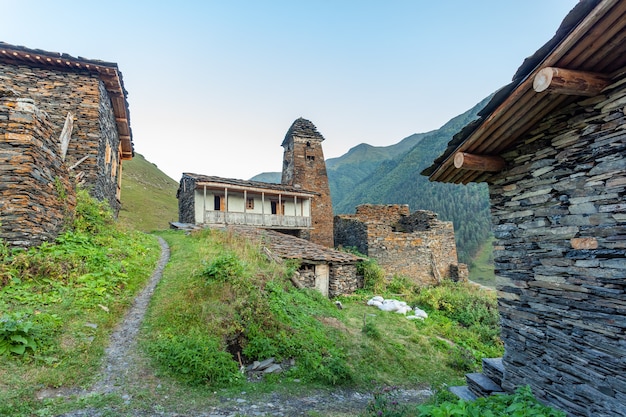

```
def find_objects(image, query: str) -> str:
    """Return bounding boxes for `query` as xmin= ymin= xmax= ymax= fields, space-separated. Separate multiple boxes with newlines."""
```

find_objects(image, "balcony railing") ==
xmin=204 ymin=211 xmax=311 ymax=228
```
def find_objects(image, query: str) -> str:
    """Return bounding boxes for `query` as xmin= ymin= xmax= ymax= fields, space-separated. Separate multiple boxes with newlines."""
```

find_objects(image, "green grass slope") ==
xmin=117 ymin=153 xmax=179 ymax=232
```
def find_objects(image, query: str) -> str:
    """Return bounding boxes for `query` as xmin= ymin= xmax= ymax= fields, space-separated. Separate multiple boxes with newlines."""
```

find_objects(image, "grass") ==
xmin=138 ymin=230 xmax=503 ymax=402
xmin=117 ymin=152 xmax=179 ymax=232
xmin=0 ymin=190 xmax=161 ymax=417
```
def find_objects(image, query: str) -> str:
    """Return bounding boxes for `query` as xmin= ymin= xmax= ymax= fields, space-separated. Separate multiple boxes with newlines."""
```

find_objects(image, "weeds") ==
xmin=0 ymin=189 xmax=160 ymax=416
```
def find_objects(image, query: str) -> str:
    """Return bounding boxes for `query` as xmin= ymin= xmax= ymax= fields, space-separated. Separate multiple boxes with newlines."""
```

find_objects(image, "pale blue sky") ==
xmin=3 ymin=1 xmax=577 ymax=180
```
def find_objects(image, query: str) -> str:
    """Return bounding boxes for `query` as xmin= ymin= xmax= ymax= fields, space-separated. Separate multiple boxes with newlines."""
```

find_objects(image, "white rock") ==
xmin=414 ymin=307 xmax=428 ymax=319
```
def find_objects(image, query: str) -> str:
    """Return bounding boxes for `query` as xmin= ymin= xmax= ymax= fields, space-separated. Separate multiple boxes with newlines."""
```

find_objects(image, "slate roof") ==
xmin=228 ymin=226 xmax=362 ymax=264
xmin=182 ymin=173 xmax=318 ymax=196
xmin=281 ymin=117 xmax=325 ymax=147
xmin=0 ymin=41 xmax=133 ymax=160
xmin=422 ymin=0 xmax=626 ymax=184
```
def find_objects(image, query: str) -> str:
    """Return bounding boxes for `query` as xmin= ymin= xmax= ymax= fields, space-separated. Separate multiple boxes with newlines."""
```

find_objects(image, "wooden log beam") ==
xmin=533 ymin=67 xmax=610 ymax=96
xmin=454 ymin=152 xmax=505 ymax=172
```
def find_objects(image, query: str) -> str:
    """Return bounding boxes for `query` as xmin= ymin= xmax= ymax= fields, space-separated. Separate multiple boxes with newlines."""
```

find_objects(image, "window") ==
xmin=214 ymin=195 xmax=222 ymax=211
xmin=246 ymin=198 xmax=254 ymax=209
xmin=306 ymin=155 xmax=315 ymax=161
xmin=271 ymin=201 xmax=277 ymax=215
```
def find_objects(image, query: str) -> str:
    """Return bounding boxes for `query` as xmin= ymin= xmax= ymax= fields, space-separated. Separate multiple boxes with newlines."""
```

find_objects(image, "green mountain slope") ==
xmin=117 ymin=153 xmax=179 ymax=232
xmin=333 ymin=97 xmax=493 ymax=262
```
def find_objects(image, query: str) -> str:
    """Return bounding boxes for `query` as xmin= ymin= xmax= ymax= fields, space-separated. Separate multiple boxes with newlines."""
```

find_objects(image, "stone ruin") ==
xmin=334 ymin=204 xmax=467 ymax=285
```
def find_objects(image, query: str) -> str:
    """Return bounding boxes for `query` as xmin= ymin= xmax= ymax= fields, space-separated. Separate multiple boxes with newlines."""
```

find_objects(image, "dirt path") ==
xmin=58 ymin=236 xmax=432 ymax=416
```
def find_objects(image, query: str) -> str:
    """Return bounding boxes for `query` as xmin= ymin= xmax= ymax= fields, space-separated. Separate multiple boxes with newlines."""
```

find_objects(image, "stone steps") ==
xmin=449 ymin=357 xmax=505 ymax=400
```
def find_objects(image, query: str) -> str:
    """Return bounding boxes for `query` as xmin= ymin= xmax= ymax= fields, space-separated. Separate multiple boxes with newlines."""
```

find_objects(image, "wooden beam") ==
xmin=454 ymin=152 xmax=505 ymax=172
xmin=533 ymin=67 xmax=610 ymax=96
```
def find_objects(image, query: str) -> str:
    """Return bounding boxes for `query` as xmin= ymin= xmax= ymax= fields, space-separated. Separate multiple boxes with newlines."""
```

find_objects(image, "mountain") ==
xmin=117 ymin=153 xmax=179 ymax=232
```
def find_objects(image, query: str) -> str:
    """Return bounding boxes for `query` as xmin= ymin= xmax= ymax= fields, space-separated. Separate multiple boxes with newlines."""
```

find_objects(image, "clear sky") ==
xmin=3 ymin=0 xmax=578 ymax=181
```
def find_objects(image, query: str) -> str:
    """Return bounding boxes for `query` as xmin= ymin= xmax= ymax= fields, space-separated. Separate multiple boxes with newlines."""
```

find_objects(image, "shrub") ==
xmin=0 ymin=312 xmax=38 ymax=355
xmin=148 ymin=330 xmax=241 ymax=386
xmin=416 ymin=385 xmax=566 ymax=417
xmin=201 ymin=252 xmax=246 ymax=283
xmin=359 ymin=258 xmax=386 ymax=293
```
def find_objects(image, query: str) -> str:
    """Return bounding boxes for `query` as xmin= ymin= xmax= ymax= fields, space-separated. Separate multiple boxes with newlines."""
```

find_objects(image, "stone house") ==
xmin=228 ymin=226 xmax=362 ymax=298
xmin=423 ymin=0 xmax=626 ymax=415
xmin=334 ymin=204 xmax=465 ymax=285
xmin=0 ymin=42 xmax=133 ymax=247
xmin=177 ymin=174 xmax=317 ymax=234
xmin=178 ymin=118 xmax=335 ymax=247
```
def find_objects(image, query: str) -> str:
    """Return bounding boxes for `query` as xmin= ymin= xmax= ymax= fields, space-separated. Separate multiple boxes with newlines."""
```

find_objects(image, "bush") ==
xmin=148 ymin=330 xmax=242 ymax=386
xmin=0 ymin=312 xmax=38 ymax=355
xmin=359 ymin=258 xmax=386 ymax=293
xmin=201 ymin=252 xmax=246 ymax=283
xmin=417 ymin=385 xmax=566 ymax=417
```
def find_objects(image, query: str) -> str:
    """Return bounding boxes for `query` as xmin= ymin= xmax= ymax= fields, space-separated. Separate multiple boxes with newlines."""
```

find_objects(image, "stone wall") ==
xmin=0 ymin=63 xmax=122 ymax=214
xmin=177 ymin=175 xmax=197 ymax=223
xmin=489 ymin=77 xmax=626 ymax=416
xmin=0 ymin=97 xmax=76 ymax=247
xmin=329 ymin=263 xmax=360 ymax=298
xmin=335 ymin=204 xmax=462 ymax=285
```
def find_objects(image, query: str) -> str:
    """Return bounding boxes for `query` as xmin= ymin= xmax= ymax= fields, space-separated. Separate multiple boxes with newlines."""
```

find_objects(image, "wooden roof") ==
xmin=423 ymin=0 xmax=626 ymax=184
xmin=182 ymin=173 xmax=319 ymax=198
xmin=0 ymin=42 xmax=133 ymax=160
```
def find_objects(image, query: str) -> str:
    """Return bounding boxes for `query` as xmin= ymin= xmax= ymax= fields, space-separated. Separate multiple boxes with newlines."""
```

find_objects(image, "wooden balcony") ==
xmin=204 ymin=211 xmax=311 ymax=228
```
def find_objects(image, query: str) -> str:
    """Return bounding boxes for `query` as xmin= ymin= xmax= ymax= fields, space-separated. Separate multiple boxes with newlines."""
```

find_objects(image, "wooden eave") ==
xmin=427 ymin=0 xmax=626 ymax=184
xmin=195 ymin=181 xmax=317 ymax=199
xmin=0 ymin=42 xmax=133 ymax=160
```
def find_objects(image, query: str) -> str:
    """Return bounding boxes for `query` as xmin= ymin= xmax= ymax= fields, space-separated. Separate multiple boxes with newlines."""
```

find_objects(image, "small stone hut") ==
xmin=0 ymin=42 xmax=133 ymax=247
xmin=334 ymin=204 xmax=465 ymax=285
xmin=423 ymin=1 xmax=626 ymax=415
xmin=228 ymin=226 xmax=362 ymax=297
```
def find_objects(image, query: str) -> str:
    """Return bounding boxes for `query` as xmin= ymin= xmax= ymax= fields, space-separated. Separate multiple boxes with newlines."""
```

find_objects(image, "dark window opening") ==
xmin=271 ymin=201 xmax=277 ymax=215
xmin=214 ymin=195 xmax=222 ymax=211
xmin=306 ymin=155 xmax=315 ymax=161
xmin=306 ymin=141 xmax=311 ymax=147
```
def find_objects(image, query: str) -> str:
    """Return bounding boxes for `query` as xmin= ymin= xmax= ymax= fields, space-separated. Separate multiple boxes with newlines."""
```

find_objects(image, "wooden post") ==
xmin=262 ymin=192 xmax=265 ymax=226
xmin=243 ymin=189 xmax=247 ymax=225
xmin=203 ymin=185 xmax=206 ymax=224
xmin=533 ymin=67 xmax=610 ymax=96
xmin=454 ymin=152 xmax=505 ymax=172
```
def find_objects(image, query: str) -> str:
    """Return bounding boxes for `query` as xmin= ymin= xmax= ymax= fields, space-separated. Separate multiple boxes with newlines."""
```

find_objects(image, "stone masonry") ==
xmin=0 ymin=97 xmax=76 ymax=247
xmin=281 ymin=118 xmax=334 ymax=248
xmin=335 ymin=204 xmax=464 ymax=285
xmin=0 ymin=62 xmax=122 ymax=213
xmin=487 ymin=78 xmax=626 ymax=417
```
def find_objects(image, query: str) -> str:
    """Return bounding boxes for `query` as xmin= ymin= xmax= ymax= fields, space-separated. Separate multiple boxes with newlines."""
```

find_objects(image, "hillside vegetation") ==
xmin=0 ymin=190 xmax=161 ymax=416
xmin=117 ymin=152 xmax=179 ymax=232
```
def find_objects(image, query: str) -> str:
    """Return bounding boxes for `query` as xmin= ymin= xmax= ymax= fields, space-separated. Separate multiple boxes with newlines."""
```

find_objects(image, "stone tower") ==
xmin=281 ymin=118 xmax=334 ymax=247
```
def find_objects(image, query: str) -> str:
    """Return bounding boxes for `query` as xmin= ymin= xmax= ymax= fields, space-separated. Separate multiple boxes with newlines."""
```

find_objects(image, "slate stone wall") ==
xmin=177 ymin=175 xmax=197 ymax=223
xmin=0 ymin=63 xmax=122 ymax=214
xmin=489 ymin=78 xmax=626 ymax=416
xmin=335 ymin=204 xmax=462 ymax=285
xmin=0 ymin=97 xmax=76 ymax=247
